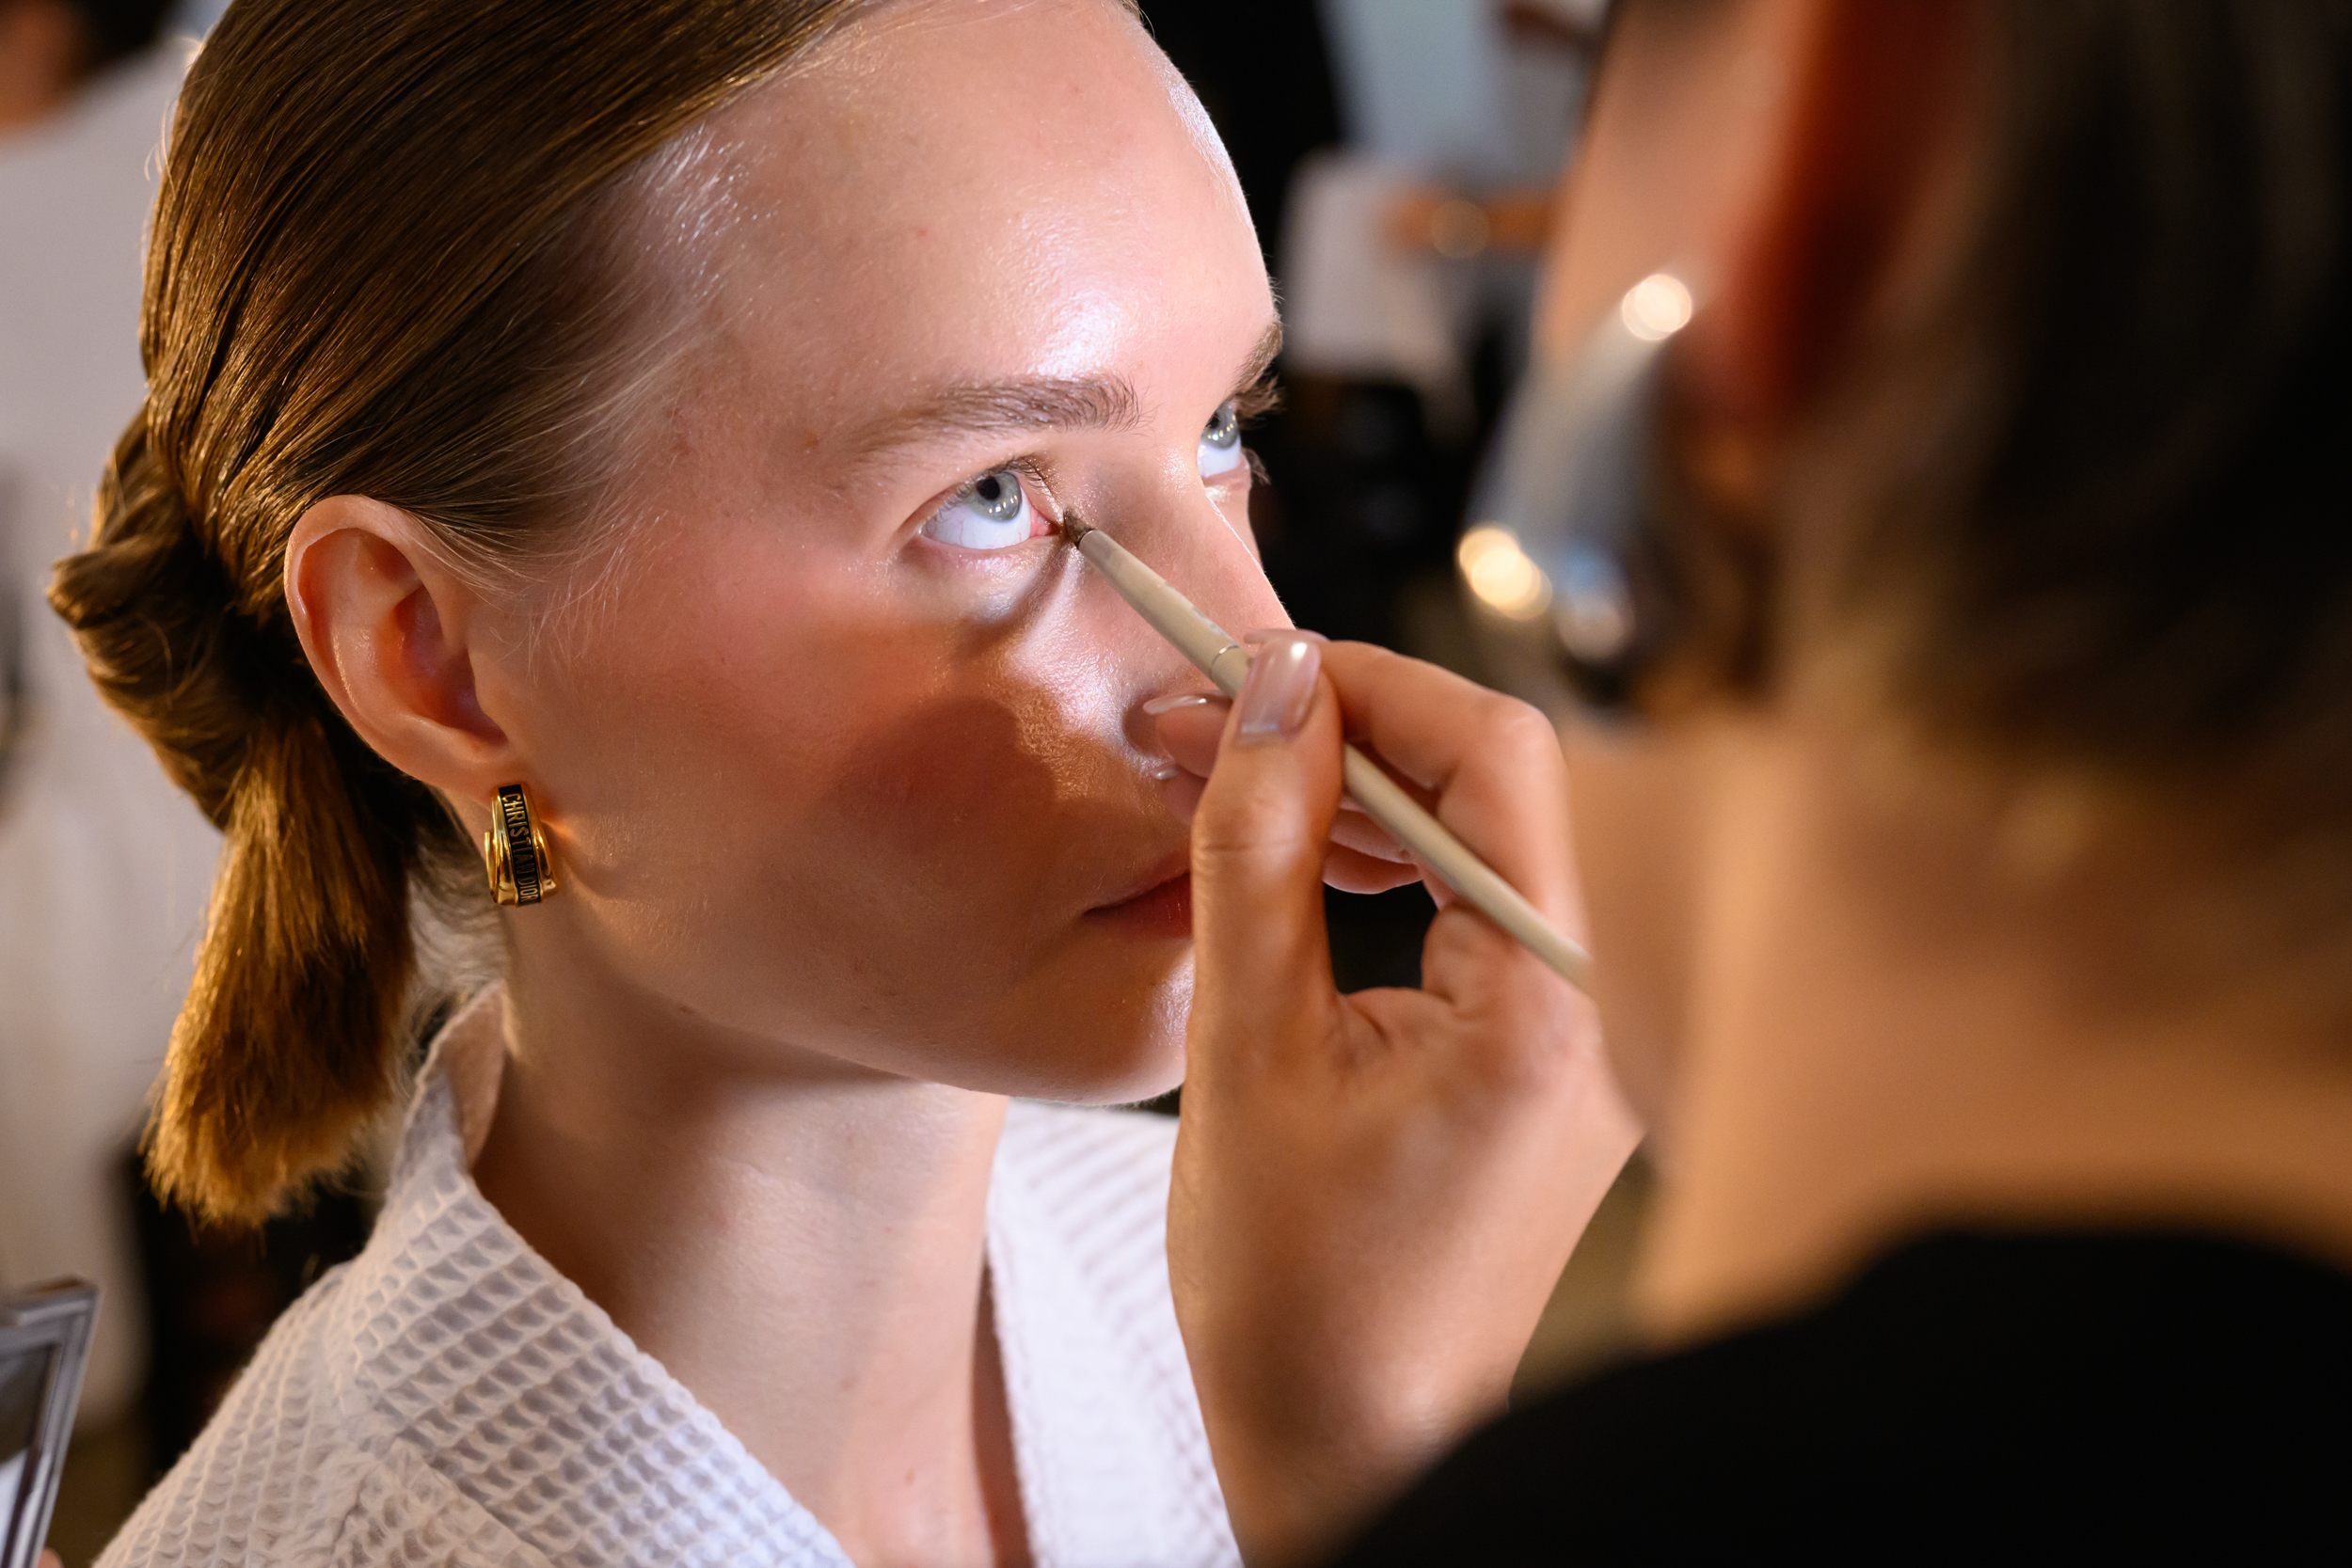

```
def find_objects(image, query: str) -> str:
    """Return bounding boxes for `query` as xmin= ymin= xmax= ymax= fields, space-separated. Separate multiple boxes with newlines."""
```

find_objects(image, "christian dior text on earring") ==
xmin=483 ymin=784 xmax=559 ymax=906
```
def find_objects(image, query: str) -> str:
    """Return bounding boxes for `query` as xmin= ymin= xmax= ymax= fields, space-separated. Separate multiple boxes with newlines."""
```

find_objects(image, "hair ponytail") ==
xmin=55 ymin=412 xmax=458 ymax=1223
xmin=149 ymin=709 xmax=423 ymax=1223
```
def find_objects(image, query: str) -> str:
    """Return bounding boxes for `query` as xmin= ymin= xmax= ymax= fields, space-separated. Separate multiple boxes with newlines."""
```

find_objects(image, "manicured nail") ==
xmin=1144 ymin=691 xmax=1223 ymax=717
xmin=1234 ymin=631 xmax=1322 ymax=745
xmin=1149 ymin=760 xmax=1183 ymax=782
xmin=1243 ymin=627 xmax=1327 ymax=647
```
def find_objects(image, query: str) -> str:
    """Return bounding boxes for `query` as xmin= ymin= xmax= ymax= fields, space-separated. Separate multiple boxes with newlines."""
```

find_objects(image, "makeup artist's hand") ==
xmin=1153 ymin=636 xmax=1640 ymax=1568
xmin=1151 ymin=642 xmax=1426 ymax=897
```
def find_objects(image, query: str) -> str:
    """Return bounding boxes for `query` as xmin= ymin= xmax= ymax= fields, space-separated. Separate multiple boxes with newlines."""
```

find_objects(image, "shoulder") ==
xmin=97 ymin=1044 xmax=555 ymax=1568
xmin=95 ymin=1209 xmax=582 ymax=1568
xmin=103 ymin=1019 xmax=851 ymax=1568
xmin=1324 ymin=1309 xmax=1817 ymax=1565
xmin=1331 ymin=1229 xmax=2352 ymax=1564
xmin=93 ymin=1264 xmax=474 ymax=1568
xmin=103 ymin=1391 xmax=548 ymax=1568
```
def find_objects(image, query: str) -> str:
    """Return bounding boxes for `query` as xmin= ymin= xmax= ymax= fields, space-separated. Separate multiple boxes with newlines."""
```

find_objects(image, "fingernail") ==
xmin=1243 ymin=626 xmax=1327 ymax=647
xmin=1144 ymin=691 xmax=1223 ymax=717
xmin=1149 ymin=760 xmax=1182 ymax=782
xmin=1233 ymin=631 xmax=1322 ymax=745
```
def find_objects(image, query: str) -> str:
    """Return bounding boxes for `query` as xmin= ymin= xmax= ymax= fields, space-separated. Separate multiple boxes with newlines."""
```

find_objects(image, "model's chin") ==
xmin=1065 ymin=1032 xmax=1190 ymax=1107
xmin=977 ymin=942 xmax=1194 ymax=1106
xmin=833 ymin=911 xmax=1198 ymax=1104
xmin=1083 ymin=871 xmax=1192 ymax=940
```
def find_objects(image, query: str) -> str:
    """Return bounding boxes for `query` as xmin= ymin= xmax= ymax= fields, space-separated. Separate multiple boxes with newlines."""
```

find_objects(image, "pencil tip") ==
xmin=1060 ymin=515 xmax=1094 ymax=546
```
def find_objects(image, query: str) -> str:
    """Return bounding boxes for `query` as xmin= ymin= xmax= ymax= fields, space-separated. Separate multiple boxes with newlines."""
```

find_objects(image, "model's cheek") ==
xmin=941 ymin=555 xmax=1072 ymax=640
xmin=825 ymin=693 xmax=1063 ymax=897
xmin=788 ymin=689 xmax=1087 ymax=995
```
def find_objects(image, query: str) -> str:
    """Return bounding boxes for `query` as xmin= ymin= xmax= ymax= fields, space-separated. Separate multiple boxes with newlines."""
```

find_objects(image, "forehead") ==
xmin=691 ymin=0 xmax=1268 ymax=415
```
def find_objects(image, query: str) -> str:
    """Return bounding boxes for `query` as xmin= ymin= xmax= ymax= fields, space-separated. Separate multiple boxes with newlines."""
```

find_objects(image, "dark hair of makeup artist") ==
xmin=47 ymin=0 xmax=878 ymax=1225
xmin=1647 ymin=0 xmax=2352 ymax=943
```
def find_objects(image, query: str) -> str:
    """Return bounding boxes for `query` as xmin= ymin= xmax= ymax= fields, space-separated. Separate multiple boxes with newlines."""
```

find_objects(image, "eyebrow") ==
xmin=850 ymin=317 xmax=1284 ymax=460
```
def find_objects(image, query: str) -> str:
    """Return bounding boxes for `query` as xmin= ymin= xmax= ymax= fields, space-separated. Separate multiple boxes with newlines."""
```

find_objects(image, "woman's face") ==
xmin=481 ymin=0 xmax=1281 ymax=1101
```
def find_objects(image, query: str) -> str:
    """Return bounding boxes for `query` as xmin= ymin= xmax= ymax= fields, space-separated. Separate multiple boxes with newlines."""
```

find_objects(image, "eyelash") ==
xmin=915 ymin=372 xmax=1279 ymax=544
xmin=1230 ymin=372 xmax=1279 ymax=484
xmin=921 ymin=456 xmax=1056 ymax=530
xmin=1232 ymin=370 xmax=1283 ymax=425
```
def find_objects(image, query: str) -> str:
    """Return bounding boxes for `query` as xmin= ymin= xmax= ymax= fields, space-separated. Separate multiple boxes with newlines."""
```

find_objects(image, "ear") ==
xmin=1684 ymin=0 xmax=1977 ymax=433
xmin=284 ymin=496 xmax=518 ymax=809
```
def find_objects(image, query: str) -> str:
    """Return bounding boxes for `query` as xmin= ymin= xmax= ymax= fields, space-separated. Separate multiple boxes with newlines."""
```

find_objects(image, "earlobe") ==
xmin=284 ymin=496 xmax=516 ymax=800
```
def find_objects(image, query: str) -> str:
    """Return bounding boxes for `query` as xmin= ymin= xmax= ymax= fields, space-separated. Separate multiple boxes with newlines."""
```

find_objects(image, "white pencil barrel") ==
xmin=1340 ymin=748 xmax=1594 ymax=994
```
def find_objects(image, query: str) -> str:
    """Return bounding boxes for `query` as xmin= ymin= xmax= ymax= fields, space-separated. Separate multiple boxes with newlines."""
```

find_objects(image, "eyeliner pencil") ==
xmin=1064 ymin=517 xmax=1595 ymax=996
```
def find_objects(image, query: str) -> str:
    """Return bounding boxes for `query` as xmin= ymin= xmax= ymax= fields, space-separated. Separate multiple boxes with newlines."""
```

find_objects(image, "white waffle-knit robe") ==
xmin=98 ymin=993 xmax=1239 ymax=1568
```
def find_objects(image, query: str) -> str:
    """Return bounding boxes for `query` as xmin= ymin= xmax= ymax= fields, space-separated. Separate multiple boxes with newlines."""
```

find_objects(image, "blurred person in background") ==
xmin=0 ymin=0 xmax=160 ymax=132
xmin=0 ymin=0 xmax=222 ymax=1450
xmin=1155 ymin=0 xmax=2352 ymax=1559
xmin=1281 ymin=0 xmax=1596 ymax=438
xmin=1264 ymin=0 xmax=1597 ymax=661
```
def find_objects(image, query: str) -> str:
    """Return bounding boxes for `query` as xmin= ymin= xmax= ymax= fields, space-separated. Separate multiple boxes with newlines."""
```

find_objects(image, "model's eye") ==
xmin=1199 ymin=401 xmax=1246 ymax=479
xmin=922 ymin=467 xmax=1041 ymax=550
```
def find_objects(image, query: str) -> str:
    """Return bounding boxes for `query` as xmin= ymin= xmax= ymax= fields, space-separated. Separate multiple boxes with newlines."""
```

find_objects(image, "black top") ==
xmin=1333 ymin=1230 xmax=2352 ymax=1561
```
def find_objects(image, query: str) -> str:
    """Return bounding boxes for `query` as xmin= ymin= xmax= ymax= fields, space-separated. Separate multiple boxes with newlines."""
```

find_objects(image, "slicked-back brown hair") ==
xmin=49 ymin=0 xmax=875 ymax=1225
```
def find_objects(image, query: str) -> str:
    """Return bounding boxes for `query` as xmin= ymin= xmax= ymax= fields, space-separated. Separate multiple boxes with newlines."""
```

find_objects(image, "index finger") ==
xmin=1319 ymin=642 xmax=1581 ymax=935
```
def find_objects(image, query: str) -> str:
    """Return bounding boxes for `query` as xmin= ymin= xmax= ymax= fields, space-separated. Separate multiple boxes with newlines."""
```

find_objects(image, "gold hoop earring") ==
xmin=482 ymin=784 xmax=558 ymax=906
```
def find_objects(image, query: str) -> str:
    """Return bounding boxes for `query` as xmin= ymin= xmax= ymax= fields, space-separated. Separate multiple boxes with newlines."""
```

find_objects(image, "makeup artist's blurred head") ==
xmin=1532 ymin=0 xmax=2352 ymax=1178
xmin=50 ymin=0 xmax=1279 ymax=1223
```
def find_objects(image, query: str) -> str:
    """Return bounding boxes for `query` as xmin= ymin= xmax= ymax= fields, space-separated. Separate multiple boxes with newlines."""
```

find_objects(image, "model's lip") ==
xmin=1089 ymin=847 xmax=1193 ymax=914
xmin=1086 ymin=868 xmax=1192 ymax=941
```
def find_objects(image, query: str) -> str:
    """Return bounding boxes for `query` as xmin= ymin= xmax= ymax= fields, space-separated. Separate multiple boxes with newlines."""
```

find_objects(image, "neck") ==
xmin=472 ymin=944 xmax=1026 ymax=1567
xmin=1637 ymin=718 xmax=2352 ymax=1342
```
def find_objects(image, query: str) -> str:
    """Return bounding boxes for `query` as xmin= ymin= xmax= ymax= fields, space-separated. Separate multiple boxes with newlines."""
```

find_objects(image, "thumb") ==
xmin=1188 ymin=632 xmax=1346 ymax=1083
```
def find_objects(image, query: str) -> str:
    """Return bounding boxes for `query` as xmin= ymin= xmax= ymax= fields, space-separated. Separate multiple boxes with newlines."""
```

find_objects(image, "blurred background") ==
xmin=0 ymin=1 xmax=1642 ymax=1560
